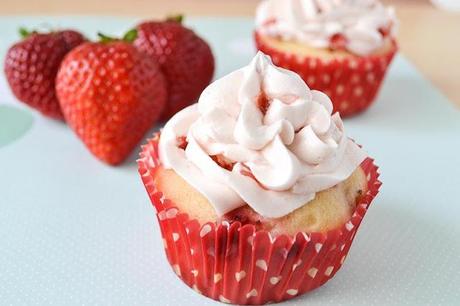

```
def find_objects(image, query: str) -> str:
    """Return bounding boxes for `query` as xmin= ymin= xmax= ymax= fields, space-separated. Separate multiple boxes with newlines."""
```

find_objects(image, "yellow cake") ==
xmin=154 ymin=165 xmax=367 ymax=235
xmin=257 ymin=33 xmax=395 ymax=61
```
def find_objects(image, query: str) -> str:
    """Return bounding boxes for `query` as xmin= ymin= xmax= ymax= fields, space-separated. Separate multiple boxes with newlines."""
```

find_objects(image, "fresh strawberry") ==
xmin=4 ymin=28 xmax=85 ymax=120
xmin=134 ymin=16 xmax=215 ymax=121
xmin=55 ymin=31 xmax=167 ymax=165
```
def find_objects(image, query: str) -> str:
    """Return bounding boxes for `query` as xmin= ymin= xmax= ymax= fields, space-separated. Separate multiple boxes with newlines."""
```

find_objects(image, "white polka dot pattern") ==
xmin=308 ymin=268 xmax=319 ymax=278
xmin=315 ymin=243 xmax=323 ymax=253
xmin=270 ymin=276 xmax=281 ymax=285
xmin=214 ymin=273 xmax=222 ymax=284
xmin=235 ymin=271 xmax=246 ymax=282
xmin=256 ymin=260 xmax=268 ymax=271
xmin=325 ymin=266 xmax=334 ymax=276
xmin=246 ymin=289 xmax=258 ymax=298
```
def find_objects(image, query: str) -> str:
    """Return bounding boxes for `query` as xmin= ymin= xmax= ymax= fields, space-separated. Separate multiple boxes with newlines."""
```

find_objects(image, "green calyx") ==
xmin=122 ymin=29 xmax=138 ymax=42
xmin=166 ymin=14 xmax=184 ymax=23
xmin=19 ymin=27 xmax=36 ymax=39
xmin=19 ymin=24 xmax=55 ymax=38
xmin=97 ymin=29 xmax=138 ymax=43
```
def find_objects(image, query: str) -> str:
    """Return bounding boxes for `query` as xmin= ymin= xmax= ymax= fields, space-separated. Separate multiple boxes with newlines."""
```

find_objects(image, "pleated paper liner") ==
xmin=138 ymin=134 xmax=381 ymax=305
xmin=255 ymin=31 xmax=398 ymax=117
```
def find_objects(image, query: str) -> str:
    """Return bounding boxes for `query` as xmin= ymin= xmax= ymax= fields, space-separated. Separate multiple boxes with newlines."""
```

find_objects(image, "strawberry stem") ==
xmin=122 ymin=29 xmax=138 ymax=42
xmin=166 ymin=14 xmax=184 ymax=23
xmin=97 ymin=32 xmax=116 ymax=43
xmin=97 ymin=29 xmax=137 ymax=43
xmin=18 ymin=26 xmax=54 ymax=38
xmin=19 ymin=27 xmax=31 ymax=38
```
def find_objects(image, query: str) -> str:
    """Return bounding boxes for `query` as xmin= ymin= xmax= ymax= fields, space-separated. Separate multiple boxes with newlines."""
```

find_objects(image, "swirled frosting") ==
xmin=159 ymin=52 xmax=366 ymax=218
xmin=256 ymin=0 xmax=396 ymax=56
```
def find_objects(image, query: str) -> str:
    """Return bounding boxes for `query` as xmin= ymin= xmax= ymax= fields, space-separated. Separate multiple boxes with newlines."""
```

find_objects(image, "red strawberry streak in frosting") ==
xmin=177 ymin=136 xmax=188 ymax=150
xmin=257 ymin=92 xmax=270 ymax=115
xmin=329 ymin=33 xmax=348 ymax=51
xmin=175 ymin=138 xmax=268 ymax=189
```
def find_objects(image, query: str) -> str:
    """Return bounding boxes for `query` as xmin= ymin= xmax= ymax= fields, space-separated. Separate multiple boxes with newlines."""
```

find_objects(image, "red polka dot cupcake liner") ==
xmin=255 ymin=32 xmax=398 ymax=117
xmin=138 ymin=134 xmax=381 ymax=304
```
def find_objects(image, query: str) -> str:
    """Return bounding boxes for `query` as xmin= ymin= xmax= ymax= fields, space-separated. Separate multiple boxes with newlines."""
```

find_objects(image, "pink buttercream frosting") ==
xmin=159 ymin=52 xmax=367 ymax=218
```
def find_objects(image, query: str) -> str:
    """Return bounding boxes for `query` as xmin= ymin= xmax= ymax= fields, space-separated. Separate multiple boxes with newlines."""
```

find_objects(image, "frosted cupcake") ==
xmin=255 ymin=0 xmax=398 ymax=116
xmin=138 ymin=52 xmax=381 ymax=304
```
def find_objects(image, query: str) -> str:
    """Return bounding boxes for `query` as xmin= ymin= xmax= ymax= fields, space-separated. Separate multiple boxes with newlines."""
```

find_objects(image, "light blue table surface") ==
xmin=0 ymin=16 xmax=459 ymax=305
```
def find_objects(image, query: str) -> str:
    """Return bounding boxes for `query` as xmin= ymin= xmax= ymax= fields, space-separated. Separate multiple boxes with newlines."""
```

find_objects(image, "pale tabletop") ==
xmin=1 ymin=0 xmax=459 ymax=107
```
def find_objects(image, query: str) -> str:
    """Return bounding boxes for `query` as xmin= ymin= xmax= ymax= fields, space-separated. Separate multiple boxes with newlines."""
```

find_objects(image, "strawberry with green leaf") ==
xmin=4 ymin=28 xmax=85 ymax=119
xmin=56 ymin=30 xmax=167 ymax=165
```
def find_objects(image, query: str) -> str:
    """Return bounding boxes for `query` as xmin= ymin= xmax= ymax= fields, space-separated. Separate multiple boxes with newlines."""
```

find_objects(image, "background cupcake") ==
xmin=255 ymin=0 xmax=398 ymax=116
xmin=139 ymin=53 xmax=381 ymax=304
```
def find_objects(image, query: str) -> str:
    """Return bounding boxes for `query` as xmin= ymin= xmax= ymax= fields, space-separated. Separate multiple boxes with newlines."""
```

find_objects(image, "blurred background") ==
xmin=1 ymin=0 xmax=459 ymax=106
xmin=1 ymin=2 xmax=459 ymax=305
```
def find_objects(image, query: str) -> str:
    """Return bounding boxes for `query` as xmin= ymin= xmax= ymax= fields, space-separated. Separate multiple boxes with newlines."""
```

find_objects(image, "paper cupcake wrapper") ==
xmin=255 ymin=32 xmax=398 ymax=117
xmin=138 ymin=134 xmax=381 ymax=304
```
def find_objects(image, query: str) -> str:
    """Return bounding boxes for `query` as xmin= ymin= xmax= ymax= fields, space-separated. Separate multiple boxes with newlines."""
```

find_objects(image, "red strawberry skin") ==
xmin=55 ymin=41 xmax=167 ymax=165
xmin=134 ymin=21 xmax=214 ymax=121
xmin=59 ymin=30 xmax=86 ymax=50
xmin=4 ymin=30 xmax=85 ymax=120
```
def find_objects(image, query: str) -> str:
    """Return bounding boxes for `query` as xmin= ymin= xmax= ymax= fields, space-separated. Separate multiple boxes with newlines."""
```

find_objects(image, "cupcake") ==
xmin=138 ymin=52 xmax=381 ymax=304
xmin=255 ymin=0 xmax=398 ymax=116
